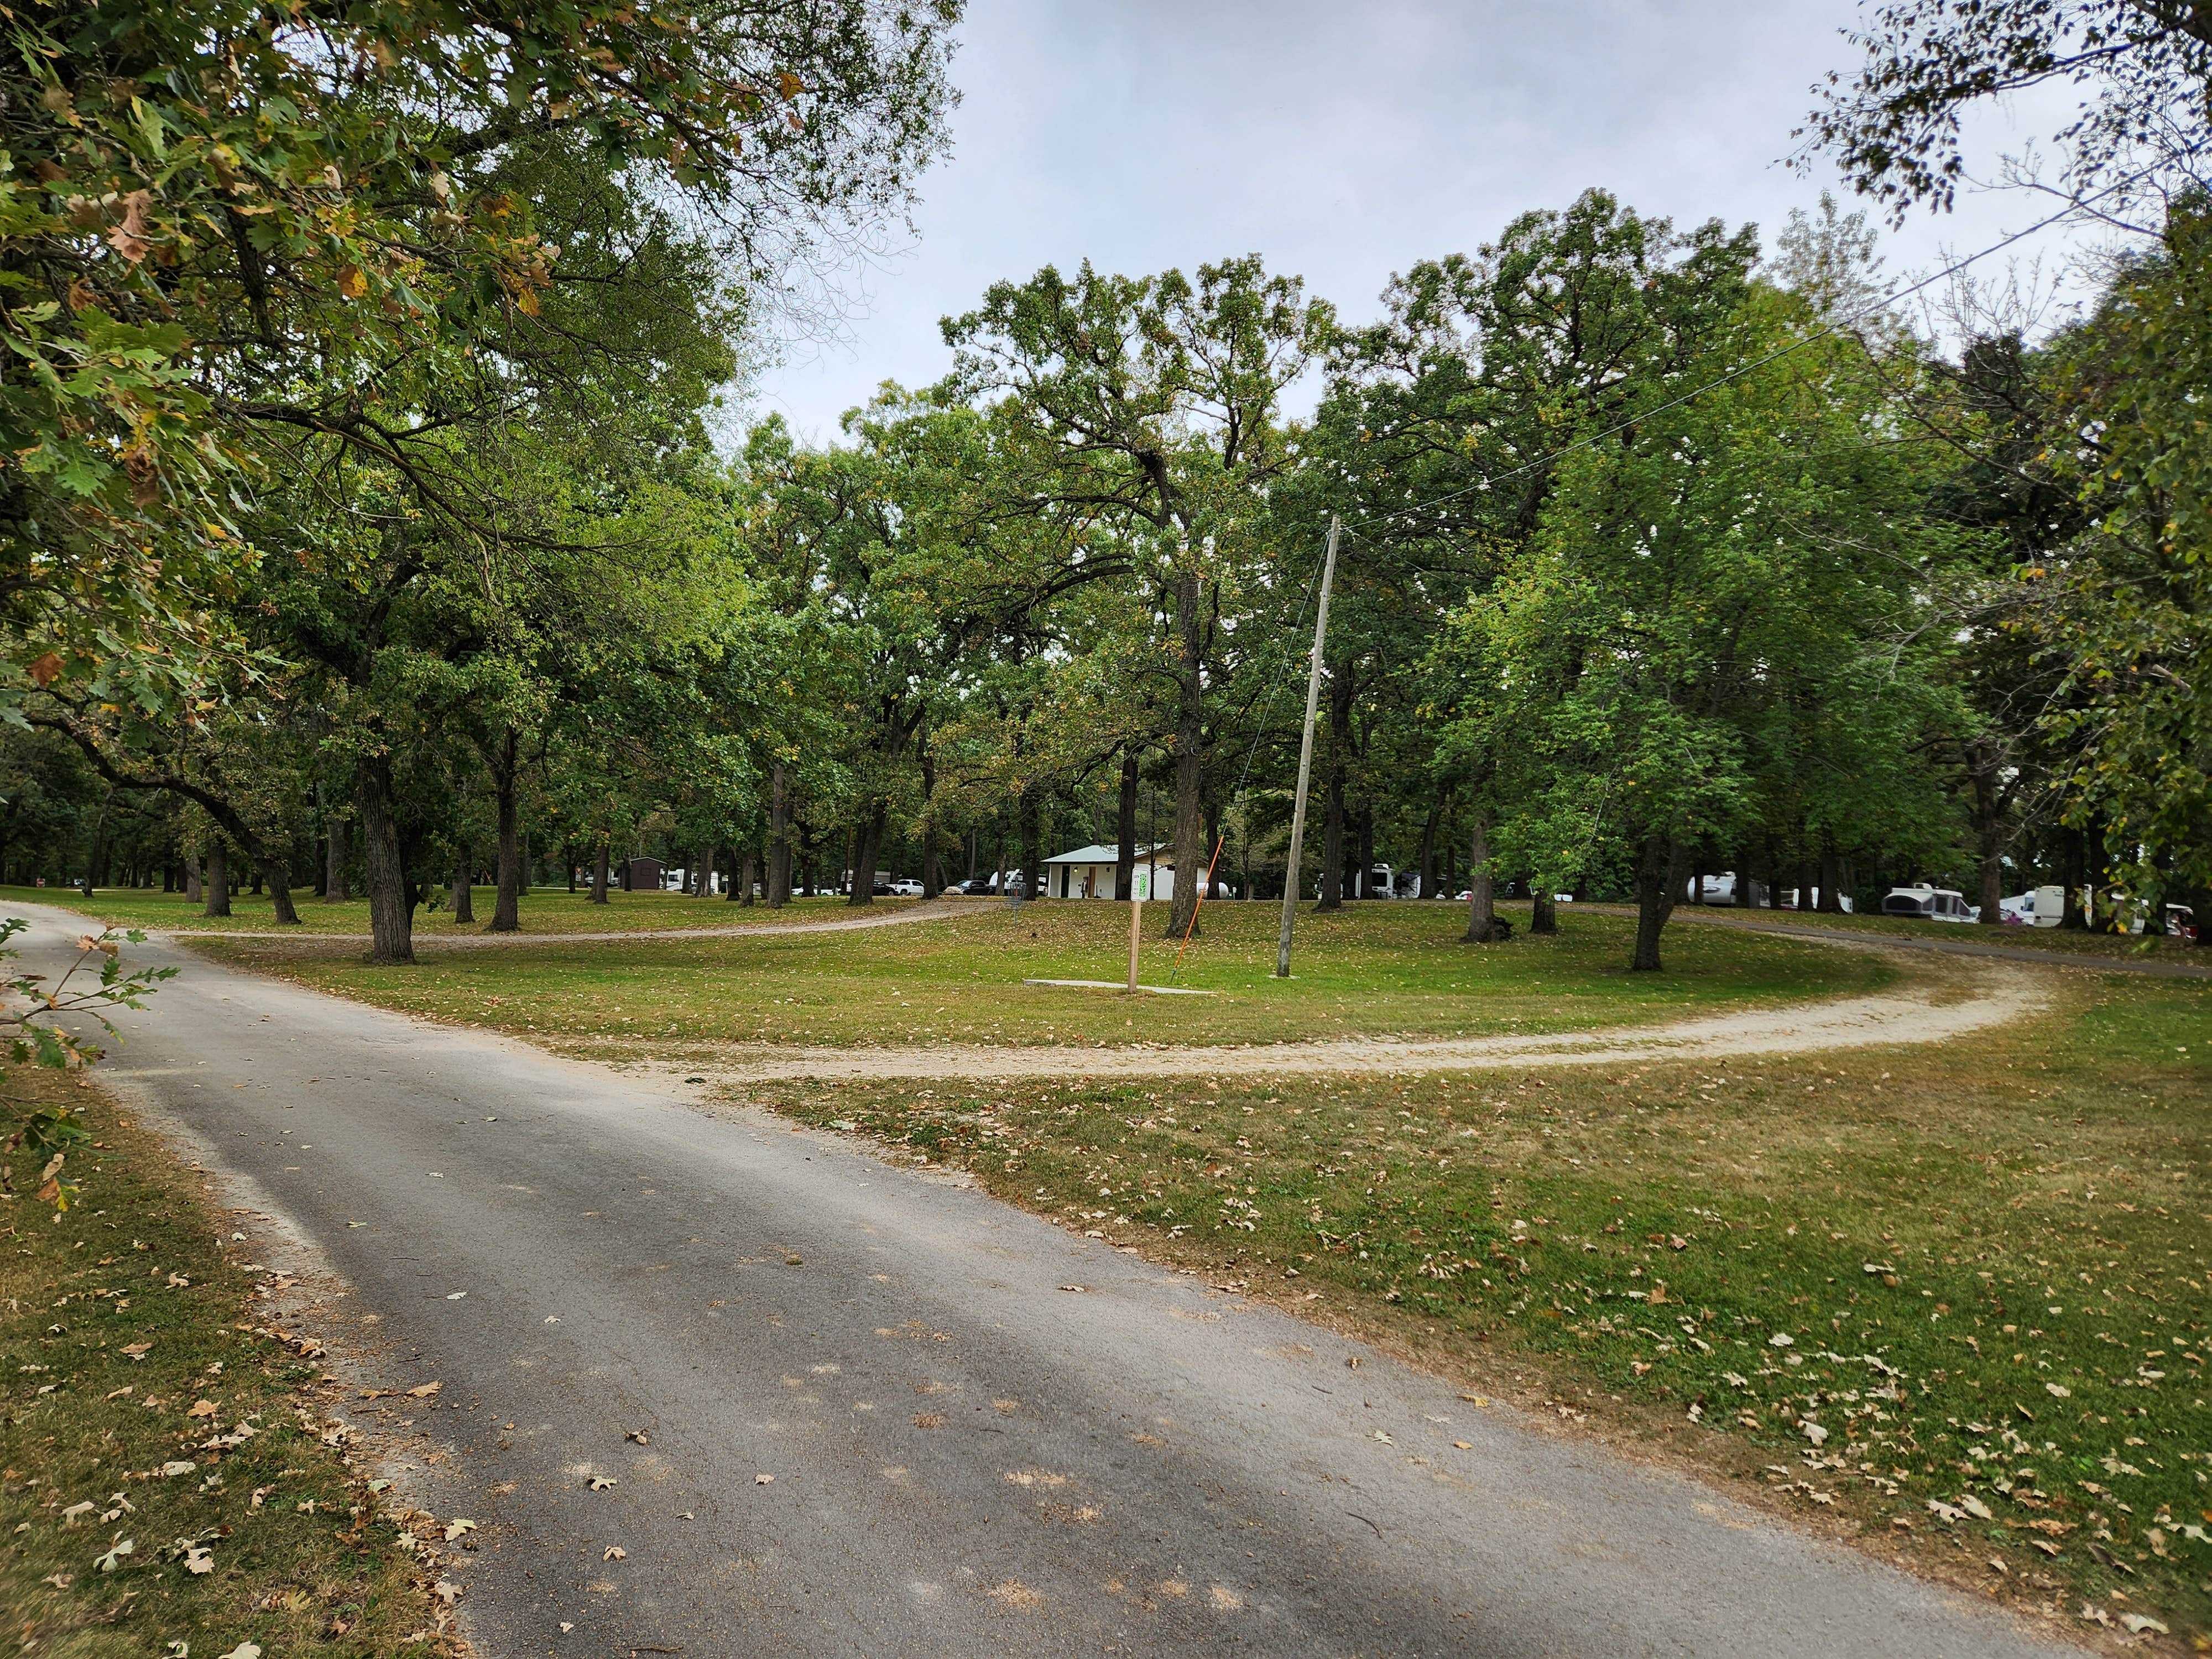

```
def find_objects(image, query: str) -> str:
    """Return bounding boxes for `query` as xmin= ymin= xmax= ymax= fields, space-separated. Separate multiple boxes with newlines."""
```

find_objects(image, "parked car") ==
xmin=1882 ymin=883 xmax=1976 ymax=922
xmin=957 ymin=874 xmax=1000 ymax=896
xmin=886 ymin=878 xmax=925 ymax=896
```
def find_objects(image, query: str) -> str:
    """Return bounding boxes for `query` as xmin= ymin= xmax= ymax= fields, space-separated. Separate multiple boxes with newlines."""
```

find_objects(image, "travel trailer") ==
xmin=1881 ymin=883 xmax=1976 ymax=922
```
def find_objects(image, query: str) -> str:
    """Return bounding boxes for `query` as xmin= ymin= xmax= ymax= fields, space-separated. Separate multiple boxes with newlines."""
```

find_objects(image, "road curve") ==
xmin=25 ymin=905 xmax=2083 ymax=1659
xmin=686 ymin=955 xmax=2048 ymax=1083
xmin=143 ymin=896 xmax=971 ymax=946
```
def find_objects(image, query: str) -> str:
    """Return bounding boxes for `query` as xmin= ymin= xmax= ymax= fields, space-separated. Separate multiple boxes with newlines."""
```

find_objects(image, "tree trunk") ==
xmin=490 ymin=729 xmax=521 ymax=932
xmin=259 ymin=856 xmax=300 ymax=924
xmin=1818 ymin=841 xmax=1845 ymax=914
xmin=185 ymin=851 xmax=202 ymax=905
xmin=737 ymin=849 xmax=757 ymax=906
xmin=1630 ymin=836 xmax=1688 ymax=972
xmin=1794 ymin=857 xmax=1815 ymax=911
xmin=766 ymin=764 xmax=792 ymax=907
xmin=1530 ymin=889 xmax=1557 ymax=936
xmin=1417 ymin=795 xmax=1441 ymax=902
xmin=1977 ymin=841 xmax=2005 ymax=926
xmin=1462 ymin=813 xmax=1502 ymax=943
xmin=1020 ymin=786 xmax=1042 ymax=905
xmin=354 ymin=758 xmax=415 ymax=964
xmin=1115 ymin=746 xmax=1139 ymax=901
xmin=1167 ymin=567 xmax=1207 ymax=938
xmin=591 ymin=843 xmax=611 ymax=904
xmin=848 ymin=808 xmax=884 ymax=907
xmin=450 ymin=854 xmax=474 ymax=924
xmin=202 ymin=843 xmax=231 ymax=918
xmin=919 ymin=746 xmax=942 ymax=899
xmin=2060 ymin=826 xmax=2088 ymax=928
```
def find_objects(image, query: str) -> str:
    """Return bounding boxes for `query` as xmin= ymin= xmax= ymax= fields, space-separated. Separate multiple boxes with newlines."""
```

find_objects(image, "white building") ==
xmin=1041 ymin=843 xmax=1175 ymax=901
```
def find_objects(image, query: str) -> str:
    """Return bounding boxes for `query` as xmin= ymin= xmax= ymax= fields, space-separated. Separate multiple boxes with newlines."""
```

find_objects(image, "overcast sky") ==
xmin=745 ymin=0 xmax=2098 ymax=442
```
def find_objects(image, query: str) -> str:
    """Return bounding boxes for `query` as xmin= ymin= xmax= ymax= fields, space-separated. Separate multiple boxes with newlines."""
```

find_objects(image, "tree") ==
xmin=1 ymin=0 xmax=958 ymax=711
xmin=1800 ymin=0 xmax=2212 ymax=222
xmin=944 ymin=257 xmax=1332 ymax=935
xmin=1452 ymin=278 xmax=1961 ymax=971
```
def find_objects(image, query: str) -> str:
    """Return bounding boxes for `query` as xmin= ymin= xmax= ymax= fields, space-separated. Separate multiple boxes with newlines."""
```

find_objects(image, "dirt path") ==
xmin=155 ymin=896 xmax=972 ymax=946
xmin=1655 ymin=905 xmax=2212 ymax=978
xmin=680 ymin=952 xmax=2047 ymax=1083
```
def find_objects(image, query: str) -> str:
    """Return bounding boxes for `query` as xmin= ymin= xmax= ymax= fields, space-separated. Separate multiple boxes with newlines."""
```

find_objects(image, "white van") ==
xmin=1882 ymin=883 xmax=1975 ymax=922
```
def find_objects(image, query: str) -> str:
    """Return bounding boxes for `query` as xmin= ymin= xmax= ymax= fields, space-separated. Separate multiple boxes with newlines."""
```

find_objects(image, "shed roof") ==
xmin=1044 ymin=843 xmax=1170 ymax=865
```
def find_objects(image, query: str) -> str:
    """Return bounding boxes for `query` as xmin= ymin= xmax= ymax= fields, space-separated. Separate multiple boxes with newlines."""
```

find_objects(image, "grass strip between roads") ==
xmin=1 ymin=1069 xmax=456 ymax=1657
xmin=189 ymin=900 xmax=1889 ymax=1054
xmin=747 ymin=952 xmax=2212 ymax=1644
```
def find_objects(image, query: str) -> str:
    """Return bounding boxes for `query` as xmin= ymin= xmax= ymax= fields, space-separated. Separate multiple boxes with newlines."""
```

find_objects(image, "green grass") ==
xmin=748 ymin=963 xmax=2212 ymax=1640
xmin=0 ymin=883 xmax=905 ymax=936
xmin=1 ymin=1071 xmax=452 ymax=1656
xmin=189 ymin=900 xmax=1892 ymax=1055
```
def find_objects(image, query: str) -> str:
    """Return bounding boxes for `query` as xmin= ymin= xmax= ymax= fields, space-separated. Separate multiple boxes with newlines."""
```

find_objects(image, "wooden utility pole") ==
xmin=1276 ymin=517 xmax=1340 ymax=979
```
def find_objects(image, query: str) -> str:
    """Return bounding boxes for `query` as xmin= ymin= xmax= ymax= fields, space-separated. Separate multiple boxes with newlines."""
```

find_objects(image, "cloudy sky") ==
xmin=746 ymin=0 xmax=2096 ymax=441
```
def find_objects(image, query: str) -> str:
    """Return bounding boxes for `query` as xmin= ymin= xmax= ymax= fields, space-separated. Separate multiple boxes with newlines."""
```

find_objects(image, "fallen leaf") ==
xmin=1958 ymin=1495 xmax=1993 ymax=1521
xmin=1767 ymin=1333 xmax=1794 ymax=1348
xmin=159 ymin=1461 xmax=196 ymax=1478
xmin=587 ymin=1477 xmax=615 ymax=1491
xmin=754 ymin=1473 xmax=774 ymax=1485
xmin=1452 ymin=1441 xmax=1472 ymax=1449
xmin=185 ymin=1399 xmax=218 ymax=1419
xmin=2045 ymin=1383 xmax=2070 ymax=1398
xmin=625 ymin=1429 xmax=649 ymax=1444
xmin=95 ymin=1538 xmax=133 ymax=1571
xmin=121 ymin=1342 xmax=152 ymax=1360
xmin=2120 ymin=1614 xmax=2168 ymax=1635
xmin=407 ymin=1382 xmax=442 ymax=1399
xmin=1801 ymin=1422 xmax=1828 ymax=1447
xmin=603 ymin=1545 xmax=625 ymax=1560
xmin=442 ymin=1519 xmax=476 ymax=1542
xmin=218 ymin=1645 xmax=264 ymax=1659
xmin=184 ymin=1544 xmax=215 ymax=1574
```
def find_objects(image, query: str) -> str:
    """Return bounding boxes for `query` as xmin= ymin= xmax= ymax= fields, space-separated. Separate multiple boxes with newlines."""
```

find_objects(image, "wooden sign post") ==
xmin=1129 ymin=868 xmax=1149 ymax=992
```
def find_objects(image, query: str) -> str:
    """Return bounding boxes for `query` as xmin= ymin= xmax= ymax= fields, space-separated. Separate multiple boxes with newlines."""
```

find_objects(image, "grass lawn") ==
xmin=738 ymin=957 xmax=2212 ymax=1642
xmin=0 ymin=883 xmax=905 ymax=936
xmin=187 ymin=899 xmax=1893 ymax=1055
xmin=1 ymin=1070 xmax=453 ymax=1656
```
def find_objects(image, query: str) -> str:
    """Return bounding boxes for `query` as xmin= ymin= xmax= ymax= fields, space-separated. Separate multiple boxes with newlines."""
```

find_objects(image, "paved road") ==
xmin=28 ymin=906 xmax=2083 ymax=1658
